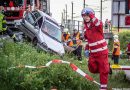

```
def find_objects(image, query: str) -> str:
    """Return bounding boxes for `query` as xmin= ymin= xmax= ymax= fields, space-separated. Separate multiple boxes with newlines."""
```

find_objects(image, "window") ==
xmin=32 ymin=11 xmax=41 ymax=19
xmin=41 ymin=20 xmax=61 ymax=42
xmin=126 ymin=0 xmax=130 ymax=14
xmin=25 ymin=13 xmax=35 ymax=25
xmin=3 ymin=0 xmax=24 ymax=7
xmin=113 ymin=1 xmax=125 ymax=14
xmin=33 ymin=17 xmax=43 ymax=28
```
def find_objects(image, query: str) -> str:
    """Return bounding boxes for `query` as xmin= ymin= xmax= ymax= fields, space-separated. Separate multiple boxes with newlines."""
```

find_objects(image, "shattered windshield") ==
xmin=2 ymin=0 xmax=24 ymax=7
xmin=41 ymin=20 xmax=62 ymax=42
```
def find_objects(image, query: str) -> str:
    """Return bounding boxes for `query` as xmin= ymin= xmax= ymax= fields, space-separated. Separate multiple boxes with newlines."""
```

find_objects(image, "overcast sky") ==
xmin=50 ymin=0 xmax=112 ymax=24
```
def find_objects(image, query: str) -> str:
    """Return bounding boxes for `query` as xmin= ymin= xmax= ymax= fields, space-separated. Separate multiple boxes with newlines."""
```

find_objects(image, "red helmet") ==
xmin=81 ymin=7 xmax=95 ymax=17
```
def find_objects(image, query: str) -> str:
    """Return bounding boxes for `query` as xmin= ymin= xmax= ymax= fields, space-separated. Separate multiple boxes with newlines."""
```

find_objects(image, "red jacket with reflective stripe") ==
xmin=84 ymin=18 xmax=108 ymax=56
xmin=127 ymin=43 xmax=130 ymax=51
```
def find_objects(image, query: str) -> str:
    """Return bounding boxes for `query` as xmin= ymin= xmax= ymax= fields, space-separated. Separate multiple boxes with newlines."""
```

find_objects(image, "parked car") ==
xmin=17 ymin=10 xmax=65 ymax=56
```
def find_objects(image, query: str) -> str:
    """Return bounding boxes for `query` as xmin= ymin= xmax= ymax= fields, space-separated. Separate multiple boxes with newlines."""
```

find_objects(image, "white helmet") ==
xmin=64 ymin=28 xmax=69 ymax=32
xmin=113 ymin=34 xmax=118 ymax=39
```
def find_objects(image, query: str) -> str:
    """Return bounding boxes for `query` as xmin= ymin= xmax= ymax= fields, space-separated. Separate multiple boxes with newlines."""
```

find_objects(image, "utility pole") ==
xmin=71 ymin=1 xmax=74 ymax=30
xmin=83 ymin=0 xmax=86 ymax=8
xmin=61 ymin=12 xmax=64 ymax=25
xmin=65 ymin=4 xmax=68 ymax=27
xmin=100 ymin=0 xmax=103 ymax=21
xmin=63 ymin=9 xmax=65 ymax=22
xmin=117 ymin=1 xmax=120 ymax=32
xmin=62 ymin=9 xmax=66 ymax=27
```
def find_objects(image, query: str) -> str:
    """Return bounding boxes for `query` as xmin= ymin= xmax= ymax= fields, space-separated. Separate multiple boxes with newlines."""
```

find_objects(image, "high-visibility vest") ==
xmin=67 ymin=40 xmax=73 ymax=47
xmin=0 ymin=13 xmax=7 ymax=32
xmin=76 ymin=39 xmax=82 ymax=46
xmin=113 ymin=40 xmax=120 ymax=55
xmin=73 ymin=32 xmax=80 ymax=40
xmin=62 ymin=33 xmax=70 ymax=42
xmin=72 ymin=39 xmax=82 ymax=47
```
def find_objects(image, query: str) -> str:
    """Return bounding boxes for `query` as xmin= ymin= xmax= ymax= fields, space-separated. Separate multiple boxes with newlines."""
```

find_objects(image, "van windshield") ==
xmin=2 ymin=0 xmax=24 ymax=7
xmin=41 ymin=21 xmax=62 ymax=42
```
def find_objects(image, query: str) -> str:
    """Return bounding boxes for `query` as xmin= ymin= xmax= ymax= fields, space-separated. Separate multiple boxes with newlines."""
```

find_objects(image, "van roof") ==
xmin=37 ymin=10 xmax=59 ymax=26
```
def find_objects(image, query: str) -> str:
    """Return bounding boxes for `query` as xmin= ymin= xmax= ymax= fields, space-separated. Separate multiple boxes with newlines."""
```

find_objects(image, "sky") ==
xmin=50 ymin=0 xmax=112 ymax=24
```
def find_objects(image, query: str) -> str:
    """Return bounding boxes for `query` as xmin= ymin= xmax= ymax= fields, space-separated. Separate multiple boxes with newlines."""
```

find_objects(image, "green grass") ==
xmin=0 ymin=41 xmax=130 ymax=90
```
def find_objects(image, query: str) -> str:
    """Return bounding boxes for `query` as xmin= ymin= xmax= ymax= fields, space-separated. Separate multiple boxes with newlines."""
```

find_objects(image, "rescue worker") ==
xmin=62 ymin=28 xmax=70 ymax=42
xmin=64 ymin=38 xmax=74 ymax=53
xmin=73 ymin=29 xmax=80 ymax=40
xmin=112 ymin=35 xmax=120 ymax=65
xmin=104 ymin=19 xmax=111 ymax=33
xmin=81 ymin=7 xmax=109 ymax=90
xmin=73 ymin=39 xmax=83 ymax=63
xmin=126 ymin=41 xmax=130 ymax=60
xmin=67 ymin=38 xmax=83 ymax=63
xmin=0 ymin=5 xmax=18 ymax=42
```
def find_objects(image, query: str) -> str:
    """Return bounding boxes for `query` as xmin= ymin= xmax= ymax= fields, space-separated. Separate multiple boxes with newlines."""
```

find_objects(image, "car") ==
xmin=17 ymin=10 xmax=65 ymax=56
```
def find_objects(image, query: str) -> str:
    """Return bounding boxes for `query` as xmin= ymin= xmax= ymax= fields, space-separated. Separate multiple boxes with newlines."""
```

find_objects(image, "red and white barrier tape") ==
xmin=9 ymin=59 xmax=100 ymax=85
xmin=9 ymin=65 xmax=47 ymax=69
xmin=70 ymin=63 xmax=100 ymax=85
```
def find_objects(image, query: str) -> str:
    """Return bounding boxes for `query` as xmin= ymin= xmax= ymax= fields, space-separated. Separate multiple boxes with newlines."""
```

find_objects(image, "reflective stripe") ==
xmin=100 ymin=84 xmax=107 ymax=90
xmin=89 ymin=39 xmax=106 ymax=46
xmin=95 ymin=20 xmax=100 ymax=26
xmin=101 ymin=84 xmax=107 ymax=87
xmin=85 ymin=39 xmax=88 ymax=42
xmin=91 ymin=46 xmax=107 ymax=53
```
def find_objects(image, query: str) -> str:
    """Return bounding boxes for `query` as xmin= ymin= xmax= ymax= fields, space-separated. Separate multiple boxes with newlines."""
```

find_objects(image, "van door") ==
xmin=23 ymin=12 xmax=36 ymax=38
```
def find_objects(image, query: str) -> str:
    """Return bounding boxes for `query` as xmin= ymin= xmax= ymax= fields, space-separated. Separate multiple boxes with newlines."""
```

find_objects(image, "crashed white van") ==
xmin=17 ymin=10 xmax=65 ymax=56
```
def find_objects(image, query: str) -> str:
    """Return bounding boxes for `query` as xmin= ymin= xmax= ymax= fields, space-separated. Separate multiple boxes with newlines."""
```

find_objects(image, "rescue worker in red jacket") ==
xmin=81 ymin=7 xmax=109 ymax=90
xmin=126 ymin=42 xmax=130 ymax=60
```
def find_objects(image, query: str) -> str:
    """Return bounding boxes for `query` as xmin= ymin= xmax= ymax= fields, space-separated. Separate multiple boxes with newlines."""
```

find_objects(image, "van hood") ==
xmin=38 ymin=31 xmax=65 ymax=55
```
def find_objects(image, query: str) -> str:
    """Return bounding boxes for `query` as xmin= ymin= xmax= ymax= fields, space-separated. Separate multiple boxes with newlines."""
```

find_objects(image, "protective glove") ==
xmin=84 ymin=50 xmax=89 ymax=58
xmin=89 ymin=12 xmax=95 ymax=19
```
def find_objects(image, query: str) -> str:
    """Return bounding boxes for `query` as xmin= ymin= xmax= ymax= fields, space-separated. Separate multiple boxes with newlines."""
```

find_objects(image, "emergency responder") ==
xmin=126 ymin=41 xmax=130 ymax=60
xmin=112 ymin=35 xmax=120 ymax=65
xmin=67 ymin=38 xmax=83 ymax=63
xmin=73 ymin=29 xmax=80 ymax=40
xmin=73 ymin=39 xmax=83 ymax=63
xmin=62 ymin=28 xmax=70 ymax=42
xmin=81 ymin=7 xmax=109 ymax=90
xmin=0 ymin=5 xmax=18 ymax=42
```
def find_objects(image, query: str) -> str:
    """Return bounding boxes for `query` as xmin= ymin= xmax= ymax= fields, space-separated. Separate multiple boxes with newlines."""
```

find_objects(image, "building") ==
xmin=112 ymin=0 xmax=130 ymax=28
xmin=39 ymin=0 xmax=50 ymax=15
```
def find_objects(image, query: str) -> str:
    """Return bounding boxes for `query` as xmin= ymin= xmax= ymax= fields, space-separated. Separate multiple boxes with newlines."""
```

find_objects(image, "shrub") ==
xmin=0 ymin=41 xmax=97 ymax=90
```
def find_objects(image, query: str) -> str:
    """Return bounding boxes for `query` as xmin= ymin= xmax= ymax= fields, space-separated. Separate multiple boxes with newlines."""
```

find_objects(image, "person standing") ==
xmin=112 ymin=35 xmax=120 ymax=65
xmin=126 ymin=42 xmax=130 ymax=60
xmin=81 ymin=7 xmax=109 ymax=90
xmin=0 ymin=5 xmax=18 ymax=42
